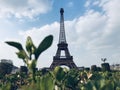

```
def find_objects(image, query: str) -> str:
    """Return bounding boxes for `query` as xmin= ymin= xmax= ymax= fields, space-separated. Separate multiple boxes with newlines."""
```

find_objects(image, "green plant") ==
xmin=79 ymin=71 xmax=120 ymax=90
xmin=39 ymin=72 xmax=55 ymax=90
xmin=53 ymin=66 xmax=68 ymax=90
xmin=65 ymin=69 xmax=80 ymax=90
xmin=5 ymin=35 xmax=53 ymax=82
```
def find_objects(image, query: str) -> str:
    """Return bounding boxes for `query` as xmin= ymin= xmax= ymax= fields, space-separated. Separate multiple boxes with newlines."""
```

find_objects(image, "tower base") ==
xmin=50 ymin=57 xmax=77 ymax=70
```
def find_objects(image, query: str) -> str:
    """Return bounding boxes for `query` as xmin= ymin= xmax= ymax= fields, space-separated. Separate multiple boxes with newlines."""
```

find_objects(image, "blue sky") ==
xmin=0 ymin=0 xmax=120 ymax=68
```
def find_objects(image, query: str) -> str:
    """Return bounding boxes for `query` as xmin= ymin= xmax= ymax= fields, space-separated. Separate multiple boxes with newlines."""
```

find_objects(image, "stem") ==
xmin=32 ymin=68 xmax=36 ymax=83
xmin=30 ymin=53 xmax=32 ymax=60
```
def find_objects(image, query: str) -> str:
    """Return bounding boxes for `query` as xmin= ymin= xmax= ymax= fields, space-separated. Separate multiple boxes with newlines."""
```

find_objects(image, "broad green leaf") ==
xmin=35 ymin=35 xmax=53 ymax=60
xmin=40 ymin=73 xmax=55 ymax=90
xmin=65 ymin=69 xmax=80 ymax=89
xmin=53 ymin=66 xmax=66 ymax=82
xmin=83 ymin=81 xmax=97 ymax=90
xmin=5 ymin=41 xmax=23 ymax=50
xmin=100 ymin=80 xmax=114 ymax=90
xmin=116 ymin=87 xmax=120 ymax=90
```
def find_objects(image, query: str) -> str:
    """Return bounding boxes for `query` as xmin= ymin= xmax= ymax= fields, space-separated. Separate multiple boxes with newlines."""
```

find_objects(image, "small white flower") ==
xmin=17 ymin=75 xmax=20 ymax=78
xmin=80 ymin=80 xmax=83 ymax=83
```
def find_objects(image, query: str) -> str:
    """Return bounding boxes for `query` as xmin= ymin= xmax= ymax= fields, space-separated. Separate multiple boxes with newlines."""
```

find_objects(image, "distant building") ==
xmin=78 ymin=67 xmax=84 ymax=71
xmin=110 ymin=64 xmax=120 ymax=71
xmin=0 ymin=59 xmax=20 ymax=74
xmin=0 ymin=59 xmax=13 ymax=64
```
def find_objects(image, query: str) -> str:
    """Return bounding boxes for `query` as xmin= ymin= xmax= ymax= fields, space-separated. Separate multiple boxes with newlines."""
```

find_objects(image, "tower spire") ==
xmin=59 ymin=8 xmax=66 ymax=43
xmin=50 ymin=8 xmax=77 ymax=70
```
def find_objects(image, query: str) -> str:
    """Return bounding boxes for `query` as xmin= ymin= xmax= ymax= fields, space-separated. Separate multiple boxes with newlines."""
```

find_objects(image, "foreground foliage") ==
xmin=2 ymin=36 xmax=120 ymax=90
xmin=0 ymin=67 xmax=120 ymax=90
xmin=5 ymin=35 xmax=53 ymax=82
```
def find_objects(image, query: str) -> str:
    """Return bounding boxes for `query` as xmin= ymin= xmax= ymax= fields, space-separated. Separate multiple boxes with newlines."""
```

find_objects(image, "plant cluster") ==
xmin=0 ymin=67 xmax=120 ymax=90
xmin=5 ymin=35 xmax=53 ymax=82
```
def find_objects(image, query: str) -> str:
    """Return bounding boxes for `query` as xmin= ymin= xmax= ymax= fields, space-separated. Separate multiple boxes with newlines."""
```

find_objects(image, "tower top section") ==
xmin=59 ymin=8 xmax=67 ymax=43
xmin=60 ymin=8 xmax=64 ymax=15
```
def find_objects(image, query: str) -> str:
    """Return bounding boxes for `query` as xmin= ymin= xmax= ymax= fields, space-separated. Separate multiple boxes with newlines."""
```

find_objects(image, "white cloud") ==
xmin=84 ymin=0 xmax=91 ymax=7
xmin=93 ymin=1 xmax=100 ymax=6
xmin=19 ymin=22 xmax=59 ymax=43
xmin=98 ymin=0 xmax=109 ymax=7
xmin=83 ymin=0 xmax=120 ymax=64
xmin=0 ymin=0 xmax=53 ymax=18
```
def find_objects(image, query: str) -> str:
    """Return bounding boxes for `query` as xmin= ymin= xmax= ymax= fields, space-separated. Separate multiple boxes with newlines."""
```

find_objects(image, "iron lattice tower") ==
xmin=50 ymin=8 xmax=77 ymax=69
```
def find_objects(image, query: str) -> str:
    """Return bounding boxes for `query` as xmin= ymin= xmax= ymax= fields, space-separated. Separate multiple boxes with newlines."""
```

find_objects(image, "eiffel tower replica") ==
xmin=50 ymin=8 xmax=77 ymax=69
